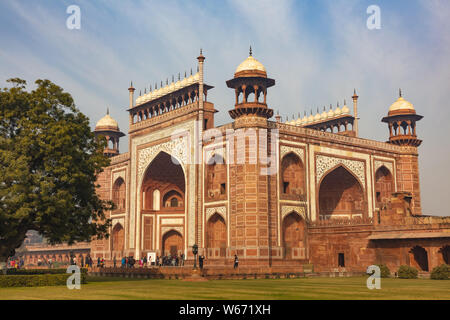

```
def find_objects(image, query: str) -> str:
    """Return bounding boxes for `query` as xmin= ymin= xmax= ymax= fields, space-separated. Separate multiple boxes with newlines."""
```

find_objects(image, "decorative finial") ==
xmin=276 ymin=110 xmax=279 ymax=115
xmin=172 ymin=75 xmax=174 ymax=82
xmin=399 ymin=88 xmax=402 ymax=97
xmin=197 ymin=65 xmax=199 ymax=72
xmin=166 ymin=78 xmax=168 ymax=85
xmin=323 ymin=106 xmax=326 ymax=111
xmin=161 ymin=81 xmax=163 ymax=87
xmin=155 ymin=82 xmax=158 ymax=89
xmin=149 ymin=85 xmax=152 ymax=91
xmin=317 ymin=107 xmax=319 ymax=113
xmin=139 ymin=90 xmax=141 ymax=96
xmin=144 ymin=88 xmax=147 ymax=94
xmin=107 ymin=107 xmax=109 ymax=115
xmin=178 ymin=73 xmax=180 ymax=80
xmin=184 ymin=71 xmax=187 ymax=78
xmin=304 ymin=111 xmax=306 ymax=116
xmin=130 ymin=81 xmax=133 ymax=87
xmin=344 ymin=99 xmax=346 ymax=105
xmin=200 ymin=48 xmax=203 ymax=55
xmin=354 ymin=88 xmax=357 ymax=95
xmin=337 ymin=101 xmax=340 ymax=108
xmin=330 ymin=104 xmax=332 ymax=110
xmin=249 ymin=46 xmax=252 ymax=56
xmin=190 ymin=68 xmax=193 ymax=75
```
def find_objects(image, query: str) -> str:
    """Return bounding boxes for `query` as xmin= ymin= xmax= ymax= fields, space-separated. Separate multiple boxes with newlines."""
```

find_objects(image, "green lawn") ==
xmin=0 ymin=276 xmax=449 ymax=300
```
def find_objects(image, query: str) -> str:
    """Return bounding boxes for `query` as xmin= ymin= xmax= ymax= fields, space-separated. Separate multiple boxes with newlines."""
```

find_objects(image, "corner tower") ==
xmin=94 ymin=108 xmax=125 ymax=157
xmin=382 ymin=90 xmax=423 ymax=147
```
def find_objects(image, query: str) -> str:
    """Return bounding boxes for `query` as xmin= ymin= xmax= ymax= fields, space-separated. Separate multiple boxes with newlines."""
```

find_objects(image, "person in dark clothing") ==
xmin=199 ymin=255 xmax=205 ymax=269
xmin=180 ymin=253 xmax=185 ymax=266
xmin=80 ymin=256 xmax=84 ymax=268
xmin=97 ymin=257 xmax=101 ymax=268
xmin=143 ymin=255 xmax=147 ymax=267
xmin=113 ymin=256 xmax=117 ymax=268
xmin=234 ymin=254 xmax=239 ymax=269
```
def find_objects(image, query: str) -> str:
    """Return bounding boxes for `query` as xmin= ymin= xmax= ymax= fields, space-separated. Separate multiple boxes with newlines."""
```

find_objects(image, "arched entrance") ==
xmin=206 ymin=213 xmax=227 ymax=258
xmin=141 ymin=151 xmax=186 ymax=253
xmin=375 ymin=166 xmax=394 ymax=207
xmin=282 ymin=212 xmax=306 ymax=259
xmin=410 ymin=246 xmax=429 ymax=271
xmin=142 ymin=151 xmax=185 ymax=211
xmin=319 ymin=166 xmax=366 ymax=219
xmin=111 ymin=223 xmax=124 ymax=253
xmin=440 ymin=245 xmax=450 ymax=265
xmin=162 ymin=230 xmax=183 ymax=256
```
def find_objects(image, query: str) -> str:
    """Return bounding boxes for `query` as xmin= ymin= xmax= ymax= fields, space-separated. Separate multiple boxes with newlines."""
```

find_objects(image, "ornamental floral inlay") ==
xmin=205 ymin=206 xmax=227 ymax=222
xmin=374 ymin=160 xmax=394 ymax=175
xmin=137 ymin=136 xmax=188 ymax=181
xmin=161 ymin=226 xmax=184 ymax=237
xmin=316 ymin=155 xmax=366 ymax=189
xmin=280 ymin=145 xmax=305 ymax=163
xmin=281 ymin=205 xmax=306 ymax=221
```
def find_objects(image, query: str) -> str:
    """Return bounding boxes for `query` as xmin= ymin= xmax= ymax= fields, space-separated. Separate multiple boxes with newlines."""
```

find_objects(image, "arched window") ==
xmin=112 ymin=177 xmax=126 ymax=212
xmin=153 ymin=189 xmax=160 ymax=211
xmin=205 ymin=155 xmax=227 ymax=201
xmin=111 ymin=223 xmax=124 ymax=253
xmin=281 ymin=153 xmax=305 ymax=200
xmin=163 ymin=190 xmax=183 ymax=208
xmin=170 ymin=197 xmax=179 ymax=207
xmin=319 ymin=166 xmax=366 ymax=219
xmin=375 ymin=166 xmax=394 ymax=207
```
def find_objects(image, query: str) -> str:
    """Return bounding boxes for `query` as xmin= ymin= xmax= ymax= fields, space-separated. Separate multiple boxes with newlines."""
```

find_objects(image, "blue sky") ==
xmin=1 ymin=0 xmax=449 ymax=216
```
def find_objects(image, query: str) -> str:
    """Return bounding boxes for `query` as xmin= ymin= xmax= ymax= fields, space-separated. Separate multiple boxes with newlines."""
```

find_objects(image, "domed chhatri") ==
xmin=94 ymin=108 xmax=125 ymax=157
xmin=95 ymin=108 xmax=120 ymax=131
xmin=235 ymin=56 xmax=267 ymax=78
xmin=388 ymin=90 xmax=416 ymax=115
xmin=382 ymin=89 xmax=423 ymax=147
xmin=226 ymin=47 xmax=275 ymax=120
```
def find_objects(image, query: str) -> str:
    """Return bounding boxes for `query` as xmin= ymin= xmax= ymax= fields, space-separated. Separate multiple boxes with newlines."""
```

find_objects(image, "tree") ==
xmin=0 ymin=78 xmax=114 ymax=273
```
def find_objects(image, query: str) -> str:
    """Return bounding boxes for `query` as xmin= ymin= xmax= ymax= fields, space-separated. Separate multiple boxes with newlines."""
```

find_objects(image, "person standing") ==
xmin=234 ymin=254 xmax=239 ymax=269
xmin=199 ymin=254 xmax=205 ymax=269
xmin=97 ymin=257 xmax=100 ymax=268
xmin=80 ymin=256 xmax=84 ymax=268
xmin=180 ymin=253 xmax=185 ymax=266
xmin=113 ymin=256 xmax=117 ymax=268
xmin=143 ymin=255 xmax=147 ymax=267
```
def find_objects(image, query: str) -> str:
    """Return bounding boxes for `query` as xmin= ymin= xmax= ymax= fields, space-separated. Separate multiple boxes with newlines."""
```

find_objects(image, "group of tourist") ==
xmin=7 ymin=258 xmax=24 ymax=269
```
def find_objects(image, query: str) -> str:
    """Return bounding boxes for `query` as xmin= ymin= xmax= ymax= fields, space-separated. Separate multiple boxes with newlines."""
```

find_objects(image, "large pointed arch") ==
xmin=318 ymin=165 xmax=367 ymax=219
xmin=141 ymin=151 xmax=185 ymax=211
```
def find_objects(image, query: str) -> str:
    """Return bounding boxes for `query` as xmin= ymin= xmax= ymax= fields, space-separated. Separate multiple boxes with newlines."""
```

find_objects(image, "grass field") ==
xmin=0 ymin=276 xmax=449 ymax=300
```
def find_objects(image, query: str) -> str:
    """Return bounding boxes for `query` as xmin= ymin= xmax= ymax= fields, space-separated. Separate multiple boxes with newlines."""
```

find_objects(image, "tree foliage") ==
xmin=0 ymin=78 xmax=113 ymax=261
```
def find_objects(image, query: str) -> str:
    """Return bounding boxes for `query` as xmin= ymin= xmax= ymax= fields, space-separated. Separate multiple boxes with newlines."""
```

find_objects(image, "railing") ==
xmin=269 ymin=121 xmax=418 ymax=155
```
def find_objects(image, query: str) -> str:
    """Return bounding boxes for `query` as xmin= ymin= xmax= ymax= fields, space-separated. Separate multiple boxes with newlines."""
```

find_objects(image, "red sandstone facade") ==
xmin=88 ymin=50 xmax=450 ymax=274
